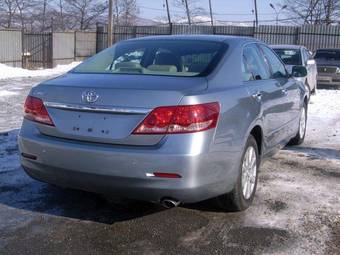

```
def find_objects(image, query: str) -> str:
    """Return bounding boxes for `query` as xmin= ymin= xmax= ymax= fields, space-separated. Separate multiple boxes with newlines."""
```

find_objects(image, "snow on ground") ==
xmin=0 ymin=62 xmax=80 ymax=80
xmin=0 ymin=90 xmax=19 ymax=97
xmin=0 ymin=74 xmax=339 ymax=253
xmin=295 ymin=89 xmax=340 ymax=159
xmin=309 ymin=89 xmax=340 ymax=120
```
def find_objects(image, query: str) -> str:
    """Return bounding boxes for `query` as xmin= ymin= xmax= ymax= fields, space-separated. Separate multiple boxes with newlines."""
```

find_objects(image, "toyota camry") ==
xmin=19 ymin=36 xmax=308 ymax=211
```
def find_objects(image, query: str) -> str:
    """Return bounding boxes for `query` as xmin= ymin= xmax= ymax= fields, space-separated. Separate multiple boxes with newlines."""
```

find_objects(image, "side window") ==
xmin=302 ymin=49 xmax=310 ymax=64
xmin=259 ymin=45 xmax=287 ymax=79
xmin=242 ymin=56 xmax=253 ymax=81
xmin=242 ymin=44 xmax=270 ymax=81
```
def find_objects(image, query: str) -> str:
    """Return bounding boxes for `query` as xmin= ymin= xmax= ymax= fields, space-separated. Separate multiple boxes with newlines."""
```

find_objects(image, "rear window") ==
xmin=72 ymin=40 xmax=227 ymax=77
xmin=314 ymin=50 xmax=340 ymax=60
xmin=273 ymin=49 xmax=302 ymax=65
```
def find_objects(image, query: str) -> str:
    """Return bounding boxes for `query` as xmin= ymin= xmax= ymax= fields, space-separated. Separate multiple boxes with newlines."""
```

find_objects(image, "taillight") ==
xmin=24 ymin=96 xmax=54 ymax=126
xmin=133 ymin=102 xmax=220 ymax=134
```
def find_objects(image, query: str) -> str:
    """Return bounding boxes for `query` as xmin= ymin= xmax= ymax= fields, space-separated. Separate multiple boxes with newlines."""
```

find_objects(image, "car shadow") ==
xmin=0 ymin=129 xmax=168 ymax=225
xmin=0 ymin=129 xmax=232 ymax=226
xmin=284 ymin=146 xmax=340 ymax=160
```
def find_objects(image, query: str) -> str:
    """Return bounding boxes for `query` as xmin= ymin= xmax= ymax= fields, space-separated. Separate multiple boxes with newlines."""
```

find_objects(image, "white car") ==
xmin=271 ymin=45 xmax=318 ymax=96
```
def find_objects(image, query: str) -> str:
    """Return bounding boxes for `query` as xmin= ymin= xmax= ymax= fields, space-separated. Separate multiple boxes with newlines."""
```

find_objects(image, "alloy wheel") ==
xmin=241 ymin=146 xmax=257 ymax=200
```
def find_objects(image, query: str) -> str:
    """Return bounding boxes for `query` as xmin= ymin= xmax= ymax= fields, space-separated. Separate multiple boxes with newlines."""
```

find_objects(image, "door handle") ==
xmin=281 ymin=88 xmax=288 ymax=95
xmin=252 ymin=92 xmax=262 ymax=101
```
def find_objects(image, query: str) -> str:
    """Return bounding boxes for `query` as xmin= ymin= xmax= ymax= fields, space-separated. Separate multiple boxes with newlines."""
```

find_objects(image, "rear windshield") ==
xmin=273 ymin=49 xmax=302 ymax=65
xmin=314 ymin=50 xmax=340 ymax=60
xmin=72 ymin=40 xmax=227 ymax=77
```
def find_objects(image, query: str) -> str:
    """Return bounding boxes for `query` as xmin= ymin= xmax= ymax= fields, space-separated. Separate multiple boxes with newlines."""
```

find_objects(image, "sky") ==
xmin=137 ymin=0 xmax=285 ymax=25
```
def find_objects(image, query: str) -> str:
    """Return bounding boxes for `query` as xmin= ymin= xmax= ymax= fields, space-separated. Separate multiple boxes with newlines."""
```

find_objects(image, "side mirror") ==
xmin=307 ymin=59 xmax=315 ymax=65
xmin=292 ymin=65 xmax=307 ymax=78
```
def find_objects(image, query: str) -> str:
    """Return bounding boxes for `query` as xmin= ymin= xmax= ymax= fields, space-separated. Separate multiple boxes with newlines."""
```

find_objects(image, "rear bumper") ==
xmin=317 ymin=74 xmax=340 ymax=86
xmin=19 ymin=120 xmax=241 ymax=203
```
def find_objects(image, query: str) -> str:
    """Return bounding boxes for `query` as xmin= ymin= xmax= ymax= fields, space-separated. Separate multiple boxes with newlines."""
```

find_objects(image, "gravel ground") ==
xmin=0 ymin=77 xmax=339 ymax=255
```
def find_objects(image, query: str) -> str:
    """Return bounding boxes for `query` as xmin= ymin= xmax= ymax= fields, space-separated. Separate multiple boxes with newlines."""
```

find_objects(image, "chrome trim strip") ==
xmin=44 ymin=102 xmax=151 ymax=114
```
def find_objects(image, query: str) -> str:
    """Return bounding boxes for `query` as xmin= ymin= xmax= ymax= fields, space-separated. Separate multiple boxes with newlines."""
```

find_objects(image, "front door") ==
xmin=242 ymin=43 xmax=286 ymax=153
xmin=258 ymin=44 xmax=300 ymax=143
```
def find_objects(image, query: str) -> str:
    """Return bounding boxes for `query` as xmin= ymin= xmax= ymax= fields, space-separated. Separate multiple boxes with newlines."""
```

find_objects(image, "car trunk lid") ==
xmin=31 ymin=73 xmax=207 ymax=146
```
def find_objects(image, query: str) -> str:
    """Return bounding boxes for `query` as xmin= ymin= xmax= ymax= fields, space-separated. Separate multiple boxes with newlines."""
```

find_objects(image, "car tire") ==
xmin=311 ymin=84 xmax=317 ymax=95
xmin=215 ymin=135 xmax=259 ymax=212
xmin=289 ymin=102 xmax=307 ymax=146
xmin=312 ymin=75 xmax=318 ymax=95
xmin=305 ymin=83 xmax=311 ymax=100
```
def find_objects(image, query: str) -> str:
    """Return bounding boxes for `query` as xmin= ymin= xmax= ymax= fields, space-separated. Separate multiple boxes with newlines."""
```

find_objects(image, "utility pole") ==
xmin=253 ymin=0 xmax=258 ymax=27
xmin=183 ymin=0 xmax=191 ymax=25
xmin=165 ymin=0 xmax=171 ymax=26
xmin=108 ymin=0 xmax=113 ymax=47
xmin=208 ymin=0 xmax=214 ymax=26
xmin=325 ymin=0 xmax=333 ymax=25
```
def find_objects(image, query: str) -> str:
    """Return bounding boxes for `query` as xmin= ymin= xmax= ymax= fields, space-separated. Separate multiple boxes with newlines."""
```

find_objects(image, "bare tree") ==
xmin=0 ymin=0 xmax=141 ymax=31
xmin=49 ymin=0 xmax=74 ymax=31
xmin=323 ymin=0 xmax=340 ymax=24
xmin=64 ymin=0 xmax=107 ymax=30
xmin=282 ymin=0 xmax=340 ymax=25
xmin=121 ymin=0 xmax=139 ymax=25
xmin=0 ymin=0 xmax=17 ymax=28
xmin=57 ymin=0 xmax=65 ymax=29
xmin=31 ymin=0 xmax=55 ymax=31
xmin=173 ymin=0 xmax=206 ymax=25
xmin=14 ymin=0 xmax=39 ymax=29
xmin=111 ymin=0 xmax=139 ymax=26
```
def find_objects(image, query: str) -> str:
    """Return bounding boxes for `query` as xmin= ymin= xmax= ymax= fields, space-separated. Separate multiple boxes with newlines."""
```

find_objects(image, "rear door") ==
xmin=242 ymin=43 xmax=285 ymax=153
xmin=302 ymin=47 xmax=317 ymax=91
xmin=258 ymin=44 xmax=300 ymax=140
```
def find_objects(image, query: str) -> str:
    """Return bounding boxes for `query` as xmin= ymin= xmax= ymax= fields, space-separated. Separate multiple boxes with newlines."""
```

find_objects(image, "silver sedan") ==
xmin=271 ymin=44 xmax=318 ymax=96
xmin=19 ymin=36 xmax=308 ymax=211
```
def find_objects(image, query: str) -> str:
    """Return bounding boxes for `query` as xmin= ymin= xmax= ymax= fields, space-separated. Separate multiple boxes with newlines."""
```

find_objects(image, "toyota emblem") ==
xmin=82 ymin=91 xmax=99 ymax=103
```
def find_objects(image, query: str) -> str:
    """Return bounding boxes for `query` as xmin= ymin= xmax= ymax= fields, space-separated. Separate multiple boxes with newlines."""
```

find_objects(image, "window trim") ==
xmin=257 ymin=43 xmax=289 ymax=80
xmin=241 ymin=42 xmax=271 ymax=83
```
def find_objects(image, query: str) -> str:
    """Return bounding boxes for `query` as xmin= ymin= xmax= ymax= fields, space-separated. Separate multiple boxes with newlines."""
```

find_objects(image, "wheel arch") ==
xmin=249 ymin=125 xmax=263 ymax=156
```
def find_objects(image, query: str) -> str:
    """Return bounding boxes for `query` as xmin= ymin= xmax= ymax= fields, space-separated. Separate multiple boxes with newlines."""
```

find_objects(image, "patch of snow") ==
xmin=292 ymin=89 xmax=340 ymax=158
xmin=0 ymin=90 xmax=18 ymax=97
xmin=0 ymin=62 xmax=81 ymax=80
xmin=308 ymin=89 xmax=340 ymax=120
xmin=155 ymin=15 xmax=251 ymax=26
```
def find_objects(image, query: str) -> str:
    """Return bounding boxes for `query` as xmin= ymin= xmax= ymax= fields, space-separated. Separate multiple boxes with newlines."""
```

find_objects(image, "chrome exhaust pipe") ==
xmin=160 ymin=198 xmax=181 ymax=208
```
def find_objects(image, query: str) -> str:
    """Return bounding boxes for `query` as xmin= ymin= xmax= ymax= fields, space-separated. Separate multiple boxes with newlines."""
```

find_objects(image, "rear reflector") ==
xmin=133 ymin=102 xmax=220 ymax=134
xmin=24 ymin=96 xmax=54 ymax=126
xmin=21 ymin=153 xmax=37 ymax=160
xmin=153 ymin=172 xmax=182 ymax=178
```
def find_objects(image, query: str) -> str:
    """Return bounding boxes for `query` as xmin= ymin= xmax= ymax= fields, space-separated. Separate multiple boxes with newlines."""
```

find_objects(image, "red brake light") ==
xmin=24 ymin=96 xmax=54 ymax=126
xmin=153 ymin=172 xmax=182 ymax=178
xmin=133 ymin=102 xmax=220 ymax=134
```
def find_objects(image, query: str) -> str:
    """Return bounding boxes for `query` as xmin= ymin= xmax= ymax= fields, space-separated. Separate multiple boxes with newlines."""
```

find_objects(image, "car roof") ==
xmin=270 ymin=44 xmax=303 ymax=50
xmin=315 ymin=48 xmax=340 ymax=51
xmin=124 ymin=35 xmax=259 ymax=44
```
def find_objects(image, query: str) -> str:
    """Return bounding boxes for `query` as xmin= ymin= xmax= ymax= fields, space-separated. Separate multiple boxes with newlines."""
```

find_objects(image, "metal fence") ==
xmin=52 ymin=32 xmax=74 ymax=66
xmin=75 ymin=31 xmax=96 ymax=60
xmin=23 ymin=32 xmax=53 ymax=69
xmin=0 ymin=30 xmax=97 ymax=68
xmin=0 ymin=30 xmax=22 ymax=67
xmin=97 ymin=24 xmax=340 ymax=52
xmin=1 ymin=24 xmax=340 ymax=69
xmin=51 ymin=31 xmax=97 ymax=67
